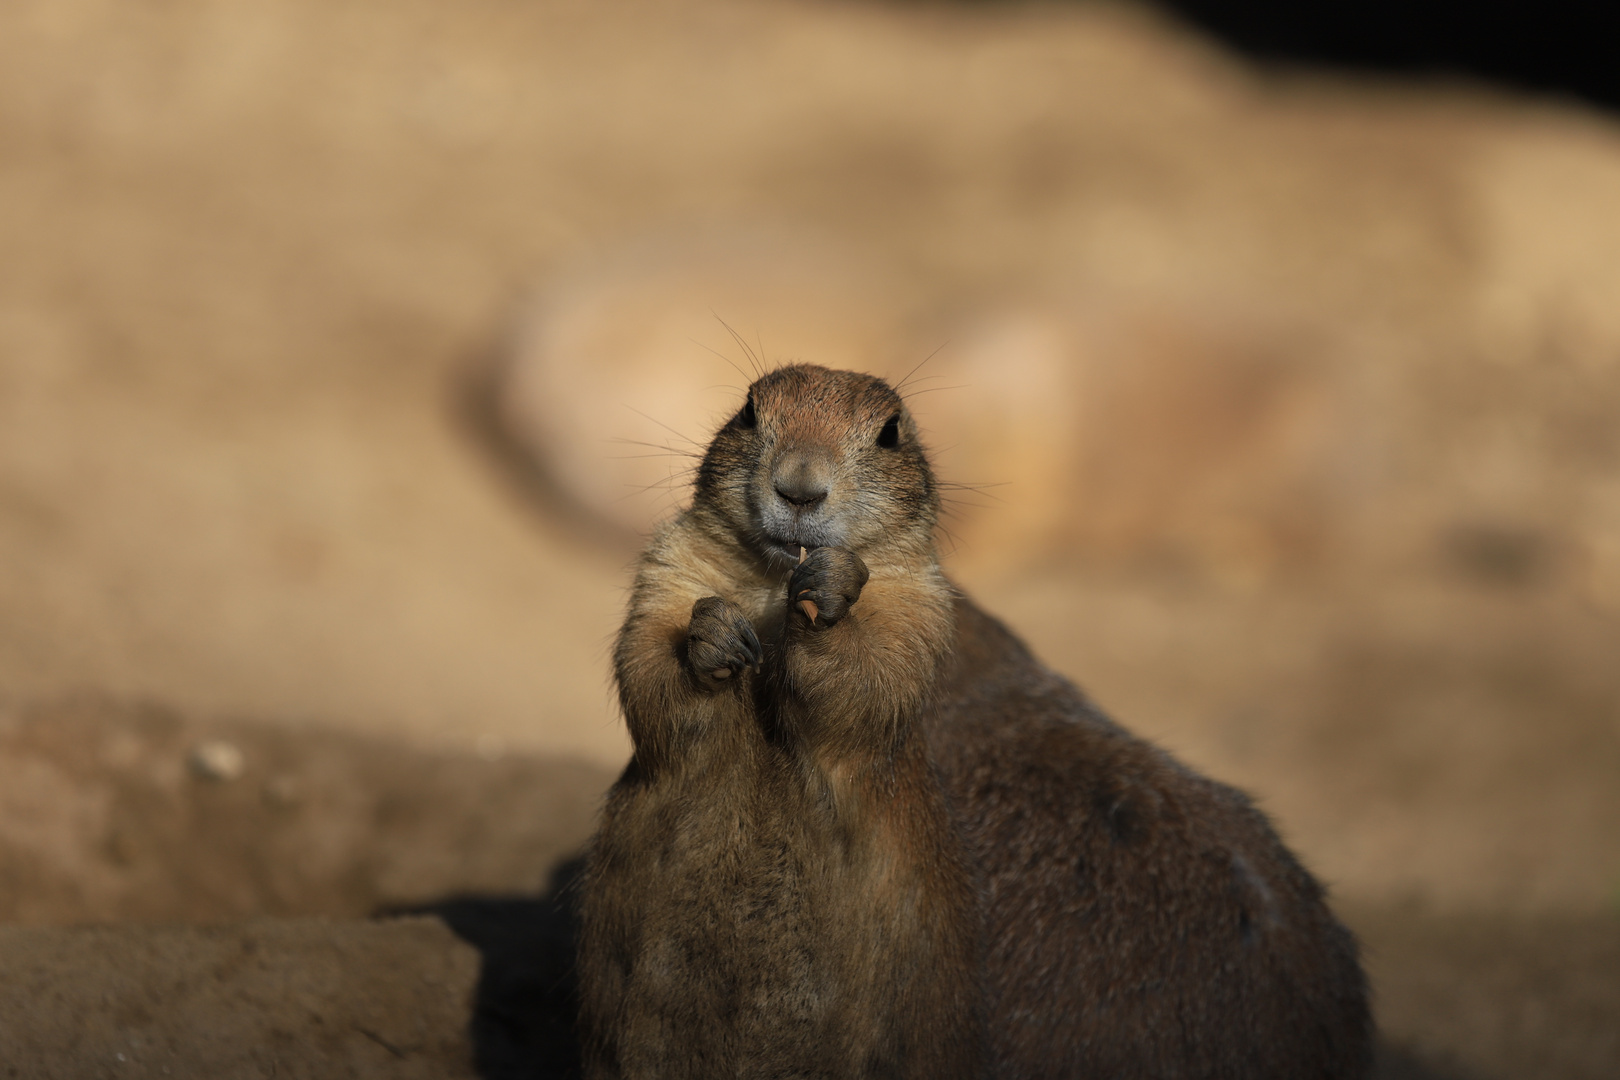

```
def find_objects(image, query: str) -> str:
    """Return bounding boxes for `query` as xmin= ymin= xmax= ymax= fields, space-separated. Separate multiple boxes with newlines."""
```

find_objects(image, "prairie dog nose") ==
xmin=772 ymin=450 xmax=831 ymax=508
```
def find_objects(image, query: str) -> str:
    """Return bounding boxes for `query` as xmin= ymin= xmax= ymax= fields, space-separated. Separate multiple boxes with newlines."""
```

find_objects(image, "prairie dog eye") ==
xmin=877 ymin=413 xmax=901 ymax=448
xmin=735 ymin=397 xmax=757 ymax=429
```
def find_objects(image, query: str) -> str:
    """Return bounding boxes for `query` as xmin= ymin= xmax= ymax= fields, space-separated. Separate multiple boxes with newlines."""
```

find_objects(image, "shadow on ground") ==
xmin=1374 ymin=1045 xmax=1476 ymax=1080
xmin=407 ymin=858 xmax=588 ymax=1080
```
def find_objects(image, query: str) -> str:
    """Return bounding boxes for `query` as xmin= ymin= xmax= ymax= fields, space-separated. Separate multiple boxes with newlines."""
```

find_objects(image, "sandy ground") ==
xmin=0 ymin=0 xmax=1617 ymax=1075
xmin=1 ymin=916 xmax=482 ymax=1079
xmin=0 ymin=699 xmax=1616 ymax=1079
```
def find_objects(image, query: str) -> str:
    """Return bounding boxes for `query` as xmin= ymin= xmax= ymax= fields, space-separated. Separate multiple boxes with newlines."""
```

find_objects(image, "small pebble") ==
xmin=188 ymin=740 xmax=245 ymax=782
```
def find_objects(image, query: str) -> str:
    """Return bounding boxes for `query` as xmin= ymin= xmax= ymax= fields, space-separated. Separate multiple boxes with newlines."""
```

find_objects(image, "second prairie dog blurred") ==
xmin=492 ymin=236 xmax=1343 ymax=586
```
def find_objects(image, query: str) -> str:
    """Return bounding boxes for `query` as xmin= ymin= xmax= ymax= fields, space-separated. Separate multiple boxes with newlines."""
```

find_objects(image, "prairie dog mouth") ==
xmin=769 ymin=538 xmax=806 ymax=559
xmin=759 ymin=534 xmax=821 ymax=566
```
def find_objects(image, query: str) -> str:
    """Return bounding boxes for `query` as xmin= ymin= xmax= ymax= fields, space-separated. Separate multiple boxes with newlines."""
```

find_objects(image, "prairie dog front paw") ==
xmin=685 ymin=596 xmax=763 ymax=689
xmin=788 ymin=547 xmax=868 ymax=629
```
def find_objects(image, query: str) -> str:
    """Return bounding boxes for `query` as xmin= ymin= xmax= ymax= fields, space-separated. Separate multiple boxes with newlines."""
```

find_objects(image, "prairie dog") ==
xmin=578 ymin=366 xmax=983 ymax=1079
xmin=579 ymin=364 xmax=1371 ymax=1078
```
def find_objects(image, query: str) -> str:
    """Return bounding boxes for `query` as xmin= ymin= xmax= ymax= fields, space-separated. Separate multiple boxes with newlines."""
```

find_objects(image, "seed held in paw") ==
xmin=796 ymin=548 xmax=820 ymax=621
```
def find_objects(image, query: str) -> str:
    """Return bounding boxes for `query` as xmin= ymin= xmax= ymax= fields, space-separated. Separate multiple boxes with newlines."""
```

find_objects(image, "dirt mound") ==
xmin=0 ymin=699 xmax=609 ymax=926
xmin=0 ymin=699 xmax=1613 ymax=1080
xmin=0 ymin=698 xmax=600 ymax=1078
xmin=0 ymin=917 xmax=480 ymax=1080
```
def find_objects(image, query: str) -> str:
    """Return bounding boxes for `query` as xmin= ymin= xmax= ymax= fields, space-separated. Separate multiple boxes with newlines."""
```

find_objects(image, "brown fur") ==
xmin=579 ymin=366 xmax=983 ymax=1079
xmin=578 ymin=364 xmax=1371 ymax=1079
xmin=928 ymin=600 xmax=1371 ymax=1078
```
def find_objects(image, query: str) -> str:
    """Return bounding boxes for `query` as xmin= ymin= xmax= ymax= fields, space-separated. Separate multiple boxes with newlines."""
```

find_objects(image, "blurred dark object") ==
xmin=1159 ymin=1 xmax=1620 ymax=110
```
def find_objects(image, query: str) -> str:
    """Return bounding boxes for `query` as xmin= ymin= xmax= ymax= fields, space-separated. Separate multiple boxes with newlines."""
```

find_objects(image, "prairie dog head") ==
xmin=694 ymin=365 xmax=939 ymax=570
